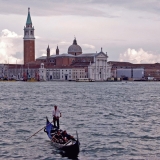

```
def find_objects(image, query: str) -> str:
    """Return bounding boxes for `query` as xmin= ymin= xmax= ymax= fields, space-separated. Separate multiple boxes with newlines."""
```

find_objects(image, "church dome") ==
xmin=68 ymin=38 xmax=82 ymax=55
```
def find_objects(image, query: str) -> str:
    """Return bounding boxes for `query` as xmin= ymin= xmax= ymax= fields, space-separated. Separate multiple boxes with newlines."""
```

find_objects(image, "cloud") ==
xmin=0 ymin=0 xmax=119 ymax=18
xmin=59 ymin=41 xmax=70 ymax=45
xmin=0 ymin=29 xmax=23 ymax=64
xmin=0 ymin=0 xmax=159 ymax=17
xmin=81 ymin=44 xmax=95 ymax=49
xmin=1 ymin=29 xmax=22 ymax=38
xmin=119 ymin=48 xmax=160 ymax=64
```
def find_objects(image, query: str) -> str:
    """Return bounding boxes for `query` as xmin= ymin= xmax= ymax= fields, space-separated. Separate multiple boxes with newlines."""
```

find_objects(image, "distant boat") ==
xmin=76 ymin=78 xmax=95 ymax=82
xmin=27 ymin=78 xmax=38 ymax=82
xmin=44 ymin=117 xmax=80 ymax=157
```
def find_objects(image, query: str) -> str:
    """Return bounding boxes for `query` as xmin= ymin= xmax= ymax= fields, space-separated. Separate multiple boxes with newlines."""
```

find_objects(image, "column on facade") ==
xmin=100 ymin=60 xmax=102 ymax=80
xmin=102 ymin=60 xmax=105 ymax=80
xmin=105 ymin=60 xmax=107 ymax=79
xmin=102 ymin=59 xmax=104 ymax=80
xmin=96 ymin=59 xmax=98 ymax=80
xmin=103 ymin=60 xmax=105 ymax=80
xmin=98 ymin=59 xmax=100 ymax=80
xmin=102 ymin=60 xmax=104 ymax=80
xmin=95 ymin=58 xmax=97 ymax=80
xmin=88 ymin=65 xmax=92 ymax=79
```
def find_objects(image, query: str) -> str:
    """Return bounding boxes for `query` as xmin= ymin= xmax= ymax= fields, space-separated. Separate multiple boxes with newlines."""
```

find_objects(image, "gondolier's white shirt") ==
xmin=53 ymin=108 xmax=61 ymax=117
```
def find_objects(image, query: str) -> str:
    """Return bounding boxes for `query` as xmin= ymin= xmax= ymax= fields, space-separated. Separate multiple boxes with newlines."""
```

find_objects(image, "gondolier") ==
xmin=52 ymin=105 xmax=61 ymax=129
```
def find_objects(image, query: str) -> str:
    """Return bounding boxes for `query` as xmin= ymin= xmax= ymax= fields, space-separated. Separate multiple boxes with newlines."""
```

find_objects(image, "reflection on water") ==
xmin=59 ymin=150 xmax=79 ymax=160
xmin=0 ymin=81 xmax=160 ymax=159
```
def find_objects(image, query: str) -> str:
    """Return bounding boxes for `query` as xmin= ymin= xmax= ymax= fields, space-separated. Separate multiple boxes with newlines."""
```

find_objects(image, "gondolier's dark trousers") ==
xmin=53 ymin=117 xmax=59 ymax=129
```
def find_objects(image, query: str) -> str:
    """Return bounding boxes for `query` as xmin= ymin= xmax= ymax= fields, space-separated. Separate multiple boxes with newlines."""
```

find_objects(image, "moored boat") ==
xmin=76 ymin=78 xmax=95 ymax=82
xmin=44 ymin=117 xmax=80 ymax=157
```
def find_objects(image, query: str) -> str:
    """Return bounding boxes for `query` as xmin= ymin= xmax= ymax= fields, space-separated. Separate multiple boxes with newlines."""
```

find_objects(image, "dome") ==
xmin=68 ymin=38 xmax=82 ymax=55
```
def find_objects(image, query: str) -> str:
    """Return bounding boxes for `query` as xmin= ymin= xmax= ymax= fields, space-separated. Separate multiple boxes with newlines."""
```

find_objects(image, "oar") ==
xmin=26 ymin=121 xmax=53 ymax=141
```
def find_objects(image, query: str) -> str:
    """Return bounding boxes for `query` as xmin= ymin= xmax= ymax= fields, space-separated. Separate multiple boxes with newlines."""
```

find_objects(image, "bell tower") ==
xmin=23 ymin=8 xmax=35 ymax=65
xmin=56 ymin=46 xmax=59 ymax=55
xmin=47 ymin=45 xmax=50 ymax=58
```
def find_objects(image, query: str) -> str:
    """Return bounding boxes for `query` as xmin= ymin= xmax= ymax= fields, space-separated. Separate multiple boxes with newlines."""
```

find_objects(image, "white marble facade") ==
xmin=88 ymin=52 xmax=111 ymax=81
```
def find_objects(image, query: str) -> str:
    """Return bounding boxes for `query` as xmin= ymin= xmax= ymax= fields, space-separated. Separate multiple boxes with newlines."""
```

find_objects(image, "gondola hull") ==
xmin=44 ymin=118 xmax=80 ymax=156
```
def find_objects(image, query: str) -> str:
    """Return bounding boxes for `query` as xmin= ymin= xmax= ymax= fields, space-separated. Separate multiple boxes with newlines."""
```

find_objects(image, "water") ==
xmin=0 ymin=81 xmax=160 ymax=160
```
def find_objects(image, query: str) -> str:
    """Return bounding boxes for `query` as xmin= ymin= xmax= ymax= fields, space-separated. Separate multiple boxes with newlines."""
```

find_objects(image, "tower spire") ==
xmin=47 ymin=45 xmax=50 ymax=59
xmin=56 ymin=45 xmax=59 ymax=55
xmin=26 ymin=7 xmax=32 ymax=25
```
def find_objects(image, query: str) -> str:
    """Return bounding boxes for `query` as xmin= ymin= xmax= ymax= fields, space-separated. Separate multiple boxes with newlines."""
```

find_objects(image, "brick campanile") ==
xmin=23 ymin=8 xmax=35 ymax=65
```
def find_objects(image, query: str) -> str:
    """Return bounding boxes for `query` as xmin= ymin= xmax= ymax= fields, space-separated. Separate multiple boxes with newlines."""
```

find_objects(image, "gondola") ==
xmin=44 ymin=117 xmax=80 ymax=157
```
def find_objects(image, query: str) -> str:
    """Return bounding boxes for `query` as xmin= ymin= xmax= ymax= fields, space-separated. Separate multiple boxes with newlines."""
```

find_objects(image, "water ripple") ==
xmin=0 ymin=82 xmax=160 ymax=159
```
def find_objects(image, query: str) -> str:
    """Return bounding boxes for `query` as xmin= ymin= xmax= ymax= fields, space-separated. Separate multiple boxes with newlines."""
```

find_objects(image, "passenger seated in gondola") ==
xmin=54 ymin=130 xmax=65 ymax=144
xmin=62 ymin=130 xmax=75 ymax=141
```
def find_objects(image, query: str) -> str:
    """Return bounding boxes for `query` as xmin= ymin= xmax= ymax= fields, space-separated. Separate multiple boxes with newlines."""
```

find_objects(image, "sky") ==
xmin=0 ymin=0 xmax=160 ymax=64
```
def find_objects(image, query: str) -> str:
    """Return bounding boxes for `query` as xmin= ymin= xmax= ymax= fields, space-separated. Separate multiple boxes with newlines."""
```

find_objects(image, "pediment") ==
xmin=96 ymin=52 xmax=107 ymax=58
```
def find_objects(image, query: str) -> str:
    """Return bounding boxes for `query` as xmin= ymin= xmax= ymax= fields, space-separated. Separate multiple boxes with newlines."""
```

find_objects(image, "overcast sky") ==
xmin=0 ymin=0 xmax=160 ymax=64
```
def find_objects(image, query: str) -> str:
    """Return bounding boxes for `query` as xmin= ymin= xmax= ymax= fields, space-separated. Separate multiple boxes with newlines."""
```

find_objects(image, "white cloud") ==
xmin=0 ymin=29 xmax=23 ymax=64
xmin=1 ymin=29 xmax=22 ymax=38
xmin=81 ymin=44 xmax=95 ymax=49
xmin=59 ymin=41 xmax=71 ymax=45
xmin=119 ymin=48 xmax=160 ymax=64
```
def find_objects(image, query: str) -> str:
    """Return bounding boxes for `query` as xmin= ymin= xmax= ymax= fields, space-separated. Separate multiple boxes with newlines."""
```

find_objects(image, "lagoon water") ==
xmin=0 ymin=81 xmax=160 ymax=160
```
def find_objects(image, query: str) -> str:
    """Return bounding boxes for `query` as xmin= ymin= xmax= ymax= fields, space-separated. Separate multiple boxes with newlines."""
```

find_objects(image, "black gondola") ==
xmin=44 ymin=117 xmax=80 ymax=157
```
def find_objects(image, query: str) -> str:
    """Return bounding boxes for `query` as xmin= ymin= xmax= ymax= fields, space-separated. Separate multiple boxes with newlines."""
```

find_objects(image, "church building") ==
xmin=36 ymin=37 xmax=111 ymax=81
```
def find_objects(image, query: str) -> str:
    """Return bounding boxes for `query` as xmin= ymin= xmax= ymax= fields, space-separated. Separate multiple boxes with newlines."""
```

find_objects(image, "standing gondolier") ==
xmin=52 ymin=105 xmax=61 ymax=129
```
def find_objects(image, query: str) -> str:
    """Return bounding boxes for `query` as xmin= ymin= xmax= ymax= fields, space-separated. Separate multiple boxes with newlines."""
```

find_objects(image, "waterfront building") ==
xmin=116 ymin=68 xmax=144 ymax=80
xmin=45 ymin=68 xmax=86 ymax=81
xmin=109 ymin=61 xmax=160 ymax=80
